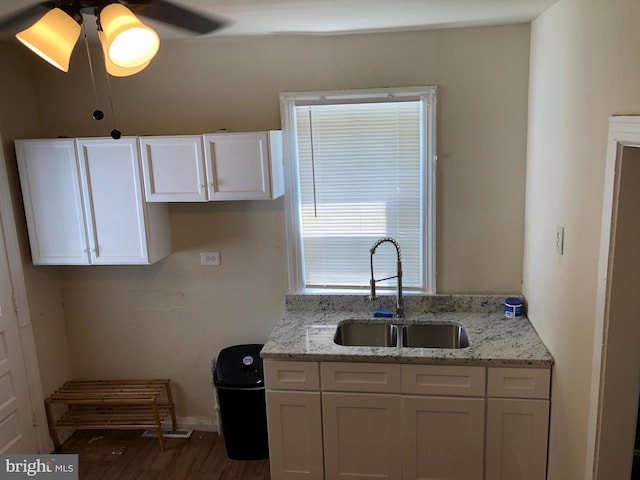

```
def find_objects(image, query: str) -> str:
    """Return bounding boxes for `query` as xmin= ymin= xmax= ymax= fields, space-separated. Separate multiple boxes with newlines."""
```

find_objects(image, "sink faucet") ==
xmin=369 ymin=237 xmax=404 ymax=318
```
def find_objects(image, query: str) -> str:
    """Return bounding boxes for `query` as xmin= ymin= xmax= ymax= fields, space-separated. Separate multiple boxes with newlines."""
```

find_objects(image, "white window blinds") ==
xmin=296 ymin=101 xmax=422 ymax=289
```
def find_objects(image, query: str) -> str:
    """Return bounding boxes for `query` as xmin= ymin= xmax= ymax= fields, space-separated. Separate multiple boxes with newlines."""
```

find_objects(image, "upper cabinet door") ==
xmin=15 ymin=139 xmax=90 ymax=265
xmin=139 ymin=136 xmax=207 ymax=202
xmin=203 ymin=131 xmax=284 ymax=200
xmin=76 ymin=138 xmax=150 ymax=264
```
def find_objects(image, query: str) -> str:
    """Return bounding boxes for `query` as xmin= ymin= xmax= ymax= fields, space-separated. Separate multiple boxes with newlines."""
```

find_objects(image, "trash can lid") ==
xmin=214 ymin=344 xmax=264 ymax=388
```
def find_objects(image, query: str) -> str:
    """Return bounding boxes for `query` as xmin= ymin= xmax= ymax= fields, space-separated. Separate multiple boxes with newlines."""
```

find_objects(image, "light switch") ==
xmin=556 ymin=225 xmax=564 ymax=255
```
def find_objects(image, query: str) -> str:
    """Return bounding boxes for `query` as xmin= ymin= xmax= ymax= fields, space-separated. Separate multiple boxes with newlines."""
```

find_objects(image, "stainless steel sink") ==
xmin=333 ymin=321 xmax=469 ymax=349
xmin=334 ymin=321 xmax=398 ymax=347
xmin=401 ymin=324 xmax=470 ymax=349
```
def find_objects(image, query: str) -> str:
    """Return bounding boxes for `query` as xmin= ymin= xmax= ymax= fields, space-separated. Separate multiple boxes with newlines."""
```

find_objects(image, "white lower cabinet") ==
xmin=485 ymin=398 xmax=550 ymax=480
xmin=264 ymin=361 xmax=551 ymax=480
xmin=323 ymin=392 xmax=402 ymax=480
xmin=265 ymin=361 xmax=324 ymax=480
xmin=265 ymin=390 xmax=324 ymax=480
xmin=403 ymin=396 xmax=485 ymax=480
xmin=485 ymin=367 xmax=551 ymax=480
xmin=400 ymin=364 xmax=486 ymax=480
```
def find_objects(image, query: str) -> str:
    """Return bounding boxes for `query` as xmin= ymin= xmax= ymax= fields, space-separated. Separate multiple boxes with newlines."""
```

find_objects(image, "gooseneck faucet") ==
xmin=369 ymin=237 xmax=404 ymax=318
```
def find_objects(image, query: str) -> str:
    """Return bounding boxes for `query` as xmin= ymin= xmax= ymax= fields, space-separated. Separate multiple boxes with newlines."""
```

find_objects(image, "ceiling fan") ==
xmin=0 ymin=0 xmax=227 ymax=75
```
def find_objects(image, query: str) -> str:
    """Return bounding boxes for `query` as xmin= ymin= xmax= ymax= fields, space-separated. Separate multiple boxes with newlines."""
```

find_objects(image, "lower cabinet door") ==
xmin=265 ymin=390 xmax=324 ymax=480
xmin=402 ymin=395 xmax=485 ymax=480
xmin=485 ymin=398 xmax=550 ymax=480
xmin=322 ymin=392 xmax=402 ymax=480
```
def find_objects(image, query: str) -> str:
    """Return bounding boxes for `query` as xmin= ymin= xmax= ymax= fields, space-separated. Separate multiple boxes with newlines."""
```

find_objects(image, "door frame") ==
xmin=586 ymin=115 xmax=640 ymax=478
xmin=0 ymin=138 xmax=49 ymax=452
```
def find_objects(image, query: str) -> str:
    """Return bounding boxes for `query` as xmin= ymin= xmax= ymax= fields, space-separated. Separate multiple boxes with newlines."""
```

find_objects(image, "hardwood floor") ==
xmin=58 ymin=429 xmax=271 ymax=479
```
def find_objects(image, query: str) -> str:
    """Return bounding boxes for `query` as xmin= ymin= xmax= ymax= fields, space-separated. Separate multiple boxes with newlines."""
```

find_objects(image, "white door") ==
xmin=0 ymin=224 xmax=38 ymax=452
xmin=139 ymin=136 xmax=208 ymax=202
xmin=485 ymin=398 xmax=550 ymax=480
xmin=15 ymin=139 xmax=89 ymax=265
xmin=403 ymin=395 xmax=485 ymax=480
xmin=266 ymin=390 xmax=324 ymax=480
xmin=203 ymin=132 xmax=271 ymax=200
xmin=76 ymin=137 xmax=149 ymax=264
xmin=322 ymin=392 xmax=402 ymax=480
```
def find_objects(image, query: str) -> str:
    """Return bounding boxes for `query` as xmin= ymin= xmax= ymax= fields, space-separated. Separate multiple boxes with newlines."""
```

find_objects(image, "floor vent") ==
xmin=141 ymin=429 xmax=193 ymax=439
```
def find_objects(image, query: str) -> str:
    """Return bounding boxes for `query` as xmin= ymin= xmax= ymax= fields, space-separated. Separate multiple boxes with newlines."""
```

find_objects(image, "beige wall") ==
xmin=7 ymin=24 xmax=530 ymax=423
xmin=31 ymin=25 xmax=531 ymax=295
xmin=525 ymin=0 xmax=640 ymax=478
xmin=0 ymin=44 xmax=73 ymax=398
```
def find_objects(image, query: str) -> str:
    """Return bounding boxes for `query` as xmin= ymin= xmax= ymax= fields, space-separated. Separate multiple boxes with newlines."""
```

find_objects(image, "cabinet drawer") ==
xmin=321 ymin=362 xmax=401 ymax=393
xmin=402 ymin=365 xmax=486 ymax=396
xmin=264 ymin=360 xmax=320 ymax=391
xmin=487 ymin=367 xmax=551 ymax=399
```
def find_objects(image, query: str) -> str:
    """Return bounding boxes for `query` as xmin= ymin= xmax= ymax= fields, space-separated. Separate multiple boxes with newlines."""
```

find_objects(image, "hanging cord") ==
xmin=308 ymin=107 xmax=318 ymax=218
xmin=88 ymin=17 xmax=121 ymax=139
xmin=102 ymin=67 xmax=121 ymax=139
xmin=82 ymin=23 xmax=104 ymax=121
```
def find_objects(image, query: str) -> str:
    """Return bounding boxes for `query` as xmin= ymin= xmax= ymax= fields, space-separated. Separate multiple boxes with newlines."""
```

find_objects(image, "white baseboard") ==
xmin=162 ymin=416 xmax=219 ymax=432
xmin=48 ymin=416 xmax=219 ymax=452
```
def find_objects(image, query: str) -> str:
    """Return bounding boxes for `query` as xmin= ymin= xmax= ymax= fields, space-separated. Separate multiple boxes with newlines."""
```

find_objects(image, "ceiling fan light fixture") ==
xmin=15 ymin=7 xmax=81 ymax=72
xmin=100 ymin=3 xmax=160 ymax=69
xmin=98 ymin=30 xmax=151 ymax=77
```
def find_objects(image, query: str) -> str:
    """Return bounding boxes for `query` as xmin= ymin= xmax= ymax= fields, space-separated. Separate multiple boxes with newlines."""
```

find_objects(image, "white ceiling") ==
xmin=0 ymin=0 xmax=558 ymax=39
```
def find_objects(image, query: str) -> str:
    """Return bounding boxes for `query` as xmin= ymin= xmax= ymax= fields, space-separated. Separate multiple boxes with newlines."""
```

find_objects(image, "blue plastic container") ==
xmin=504 ymin=297 xmax=523 ymax=318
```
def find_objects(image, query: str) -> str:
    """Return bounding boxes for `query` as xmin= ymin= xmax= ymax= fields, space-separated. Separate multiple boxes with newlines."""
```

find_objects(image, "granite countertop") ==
xmin=261 ymin=294 xmax=554 ymax=367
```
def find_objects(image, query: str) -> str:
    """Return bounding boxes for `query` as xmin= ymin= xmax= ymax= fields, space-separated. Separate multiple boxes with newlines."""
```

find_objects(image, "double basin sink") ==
xmin=334 ymin=320 xmax=469 ymax=349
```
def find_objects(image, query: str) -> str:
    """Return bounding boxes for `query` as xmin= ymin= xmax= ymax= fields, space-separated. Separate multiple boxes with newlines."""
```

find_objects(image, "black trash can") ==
xmin=213 ymin=343 xmax=269 ymax=460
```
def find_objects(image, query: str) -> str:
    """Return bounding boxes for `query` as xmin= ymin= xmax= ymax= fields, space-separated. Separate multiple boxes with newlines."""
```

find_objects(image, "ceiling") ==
xmin=0 ymin=0 xmax=558 ymax=39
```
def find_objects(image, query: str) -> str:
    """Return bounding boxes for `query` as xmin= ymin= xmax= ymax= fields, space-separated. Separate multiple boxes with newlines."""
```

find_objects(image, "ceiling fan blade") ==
xmin=0 ymin=2 xmax=52 ymax=32
xmin=129 ymin=0 xmax=227 ymax=35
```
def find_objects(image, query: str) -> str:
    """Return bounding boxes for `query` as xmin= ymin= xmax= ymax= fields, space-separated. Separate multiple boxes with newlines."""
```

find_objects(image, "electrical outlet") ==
xmin=200 ymin=251 xmax=220 ymax=266
xmin=556 ymin=225 xmax=564 ymax=255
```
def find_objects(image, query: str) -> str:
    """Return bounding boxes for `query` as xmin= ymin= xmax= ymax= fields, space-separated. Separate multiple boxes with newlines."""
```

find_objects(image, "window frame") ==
xmin=280 ymin=86 xmax=437 ymax=294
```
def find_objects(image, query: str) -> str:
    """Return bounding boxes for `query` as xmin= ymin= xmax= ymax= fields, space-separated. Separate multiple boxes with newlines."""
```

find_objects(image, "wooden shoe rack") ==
xmin=44 ymin=379 xmax=177 ymax=451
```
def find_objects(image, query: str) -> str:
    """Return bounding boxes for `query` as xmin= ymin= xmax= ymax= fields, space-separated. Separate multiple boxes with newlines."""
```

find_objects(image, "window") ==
xmin=281 ymin=87 xmax=436 ymax=294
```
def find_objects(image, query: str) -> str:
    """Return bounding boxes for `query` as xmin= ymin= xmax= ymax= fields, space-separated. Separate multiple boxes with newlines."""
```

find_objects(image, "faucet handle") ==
xmin=369 ymin=279 xmax=377 ymax=300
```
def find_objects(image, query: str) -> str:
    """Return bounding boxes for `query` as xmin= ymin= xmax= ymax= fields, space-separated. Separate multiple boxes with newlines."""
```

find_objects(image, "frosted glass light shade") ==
xmin=16 ymin=8 xmax=81 ymax=72
xmin=98 ymin=31 xmax=150 ymax=77
xmin=100 ymin=3 xmax=159 ymax=69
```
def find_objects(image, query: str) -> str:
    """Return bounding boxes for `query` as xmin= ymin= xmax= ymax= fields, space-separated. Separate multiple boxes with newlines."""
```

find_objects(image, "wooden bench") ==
xmin=44 ymin=379 xmax=177 ymax=451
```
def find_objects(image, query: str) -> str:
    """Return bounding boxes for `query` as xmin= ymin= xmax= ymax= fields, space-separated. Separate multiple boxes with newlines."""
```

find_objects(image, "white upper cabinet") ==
xmin=16 ymin=138 xmax=171 ymax=266
xmin=203 ymin=131 xmax=284 ymax=200
xmin=139 ymin=135 xmax=207 ymax=202
xmin=16 ymin=139 xmax=89 ymax=265
xmin=140 ymin=131 xmax=285 ymax=202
